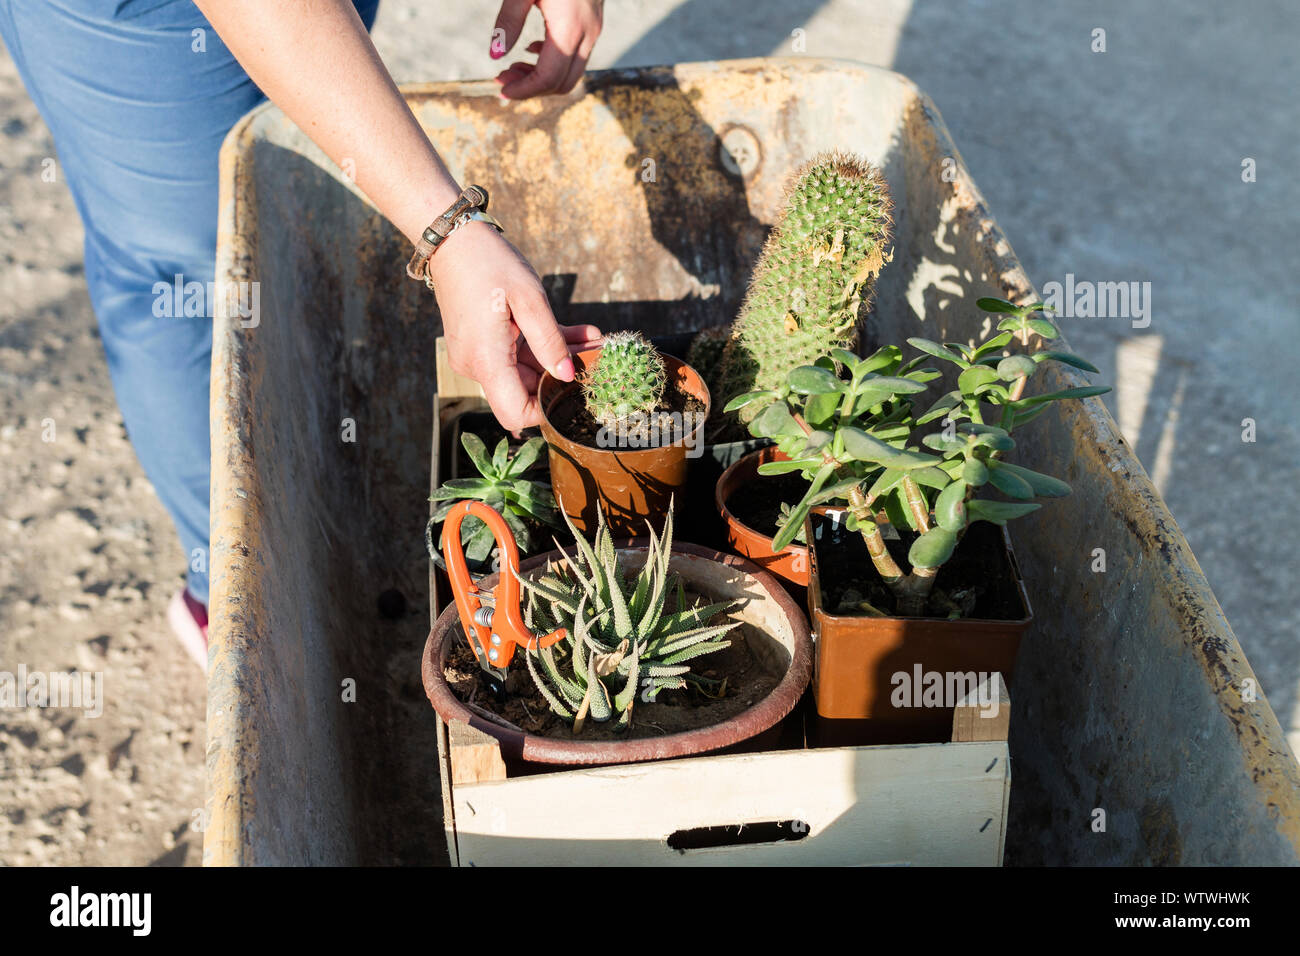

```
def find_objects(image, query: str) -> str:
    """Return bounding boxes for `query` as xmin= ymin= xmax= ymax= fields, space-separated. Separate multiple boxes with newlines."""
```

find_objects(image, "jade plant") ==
xmin=582 ymin=331 xmax=667 ymax=438
xmin=428 ymin=433 xmax=560 ymax=564
xmin=518 ymin=504 xmax=740 ymax=733
xmin=691 ymin=151 xmax=892 ymax=434
xmin=725 ymin=297 xmax=1110 ymax=617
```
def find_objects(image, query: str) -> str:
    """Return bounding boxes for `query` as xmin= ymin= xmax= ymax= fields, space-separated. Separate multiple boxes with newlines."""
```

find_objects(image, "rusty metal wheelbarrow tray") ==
xmin=206 ymin=56 xmax=1300 ymax=866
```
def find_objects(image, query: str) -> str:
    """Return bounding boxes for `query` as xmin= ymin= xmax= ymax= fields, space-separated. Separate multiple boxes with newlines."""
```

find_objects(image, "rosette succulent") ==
xmin=518 ymin=504 xmax=740 ymax=733
xmin=428 ymin=433 xmax=560 ymax=564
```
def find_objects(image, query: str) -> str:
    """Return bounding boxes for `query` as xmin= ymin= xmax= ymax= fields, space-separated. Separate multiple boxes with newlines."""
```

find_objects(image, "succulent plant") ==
xmin=707 ymin=151 xmax=892 ymax=432
xmin=428 ymin=433 xmax=560 ymax=564
xmin=518 ymin=503 xmax=741 ymax=733
xmin=726 ymin=296 xmax=1110 ymax=617
xmin=581 ymin=331 xmax=667 ymax=430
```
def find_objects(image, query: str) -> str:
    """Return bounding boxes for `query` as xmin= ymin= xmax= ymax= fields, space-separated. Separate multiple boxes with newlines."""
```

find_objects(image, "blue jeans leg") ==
xmin=0 ymin=0 xmax=379 ymax=606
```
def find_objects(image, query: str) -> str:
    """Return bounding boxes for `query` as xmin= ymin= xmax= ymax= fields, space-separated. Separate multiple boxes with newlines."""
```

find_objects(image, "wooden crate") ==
xmin=435 ymin=684 xmax=1010 ymax=866
xmin=430 ymin=339 xmax=1010 ymax=866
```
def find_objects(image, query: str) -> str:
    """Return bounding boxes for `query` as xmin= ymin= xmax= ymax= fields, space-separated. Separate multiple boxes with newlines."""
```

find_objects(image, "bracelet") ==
xmin=405 ymin=184 xmax=504 ymax=291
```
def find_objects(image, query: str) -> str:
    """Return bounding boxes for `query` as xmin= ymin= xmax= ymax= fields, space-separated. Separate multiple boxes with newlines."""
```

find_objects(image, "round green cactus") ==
xmin=581 ymin=331 xmax=667 ymax=427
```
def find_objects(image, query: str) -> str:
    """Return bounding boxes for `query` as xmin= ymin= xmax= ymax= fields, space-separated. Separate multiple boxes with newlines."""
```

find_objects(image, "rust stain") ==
xmin=1139 ymin=798 xmax=1183 ymax=866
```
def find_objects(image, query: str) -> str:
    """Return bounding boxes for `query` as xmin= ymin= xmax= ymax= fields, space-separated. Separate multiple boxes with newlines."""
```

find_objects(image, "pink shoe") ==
xmin=168 ymin=589 xmax=209 ymax=672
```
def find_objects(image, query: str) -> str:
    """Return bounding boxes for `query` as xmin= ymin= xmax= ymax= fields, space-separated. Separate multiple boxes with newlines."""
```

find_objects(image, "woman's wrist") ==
xmin=424 ymin=217 xmax=507 ymax=289
xmin=395 ymin=172 xmax=465 ymax=246
xmin=404 ymin=183 xmax=505 ymax=292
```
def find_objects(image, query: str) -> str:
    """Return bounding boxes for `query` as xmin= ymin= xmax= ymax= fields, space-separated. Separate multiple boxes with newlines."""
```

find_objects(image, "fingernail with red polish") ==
xmin=554 ymin=358 xmax=575 ymax=381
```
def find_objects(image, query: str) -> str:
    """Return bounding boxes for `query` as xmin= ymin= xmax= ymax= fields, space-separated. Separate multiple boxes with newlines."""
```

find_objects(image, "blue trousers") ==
xmin=0 ymin=0 xmax=378 ymax=604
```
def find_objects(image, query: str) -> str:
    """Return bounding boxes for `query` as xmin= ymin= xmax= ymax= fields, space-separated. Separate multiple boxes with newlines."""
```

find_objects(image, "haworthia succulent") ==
xmin=517 ymin=503 xmax=741 ymax=733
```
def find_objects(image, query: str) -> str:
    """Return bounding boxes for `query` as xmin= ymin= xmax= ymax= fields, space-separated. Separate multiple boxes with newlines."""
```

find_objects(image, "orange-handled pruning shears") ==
xmin=441 ymin=500 xmax=566 ymax=685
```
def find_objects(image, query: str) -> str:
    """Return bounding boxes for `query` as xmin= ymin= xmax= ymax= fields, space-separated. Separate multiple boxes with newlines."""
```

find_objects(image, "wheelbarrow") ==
xmin=205 ymin=57 xmax=1300 ymax=866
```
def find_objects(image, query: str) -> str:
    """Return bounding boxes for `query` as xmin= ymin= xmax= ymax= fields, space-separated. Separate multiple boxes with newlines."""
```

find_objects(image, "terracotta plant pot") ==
xmin=538 ymin=348 xmax=709 ymax=539
xmin=715 ymin=445 xmax=812 ymax=589
xmin=422 ymin=542 xmax=812 ymax=769
xmin=805 ymin=513 xmax=1033 ymax=746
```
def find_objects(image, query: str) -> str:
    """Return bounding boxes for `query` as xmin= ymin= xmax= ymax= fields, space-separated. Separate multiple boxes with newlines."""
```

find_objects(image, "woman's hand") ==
xmin=491 ymin=0 xmax=604 ymax=98
xmin=429 ymin=220 xmax=601 ymax=431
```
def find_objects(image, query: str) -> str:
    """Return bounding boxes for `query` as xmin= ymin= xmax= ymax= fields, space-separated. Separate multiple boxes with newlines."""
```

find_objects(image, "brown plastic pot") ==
xmin=422 ymin=541 xmax=812 ymax=769
xmin=806 ymin=514 xmax=1033 ymax=746
xmin=716 ymin=446 xmax=812 ymax=589
xmin=538 ymin=348 xmax=709 ymax=539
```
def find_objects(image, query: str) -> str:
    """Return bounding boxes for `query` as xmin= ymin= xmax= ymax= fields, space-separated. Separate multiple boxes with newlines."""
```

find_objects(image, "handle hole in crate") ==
xmin=667 ymin=820 xmax=810 ymax=852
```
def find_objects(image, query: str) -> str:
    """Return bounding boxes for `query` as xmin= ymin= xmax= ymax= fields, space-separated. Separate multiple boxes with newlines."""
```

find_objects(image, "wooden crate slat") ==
xmin=431 ymin=387 xmax=487 ymax=864
xmin=448 ymin=720 xmax=508 ymax=786
xmin=430 ymin=393 xmax=490 ymax=617
xmin=452 ymin=741 xmax=1009 ymax=866
xmin=951 ymin=673 xmax=1012 ymax=743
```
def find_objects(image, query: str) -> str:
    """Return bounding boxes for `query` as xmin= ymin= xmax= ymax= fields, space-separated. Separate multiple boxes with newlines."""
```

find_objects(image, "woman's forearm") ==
xmin=194 ymin=0 xmax=458 ymax=244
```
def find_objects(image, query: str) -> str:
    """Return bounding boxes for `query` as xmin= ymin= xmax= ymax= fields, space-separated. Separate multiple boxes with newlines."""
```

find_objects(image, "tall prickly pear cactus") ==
xmin=581 ymin=331 xmax=667 ymax=428
xmin=713 ymin=152 xmax=892 ymax=425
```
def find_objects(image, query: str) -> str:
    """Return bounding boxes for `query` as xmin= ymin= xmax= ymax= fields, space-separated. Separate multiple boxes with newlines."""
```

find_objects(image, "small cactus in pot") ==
xmin=538 ymin=333 xmax=711 ymax=538
xmin=518 ymin=503 xmax=741 ymax=734
xmin=581 ymin=331 xmax=667 ymax=439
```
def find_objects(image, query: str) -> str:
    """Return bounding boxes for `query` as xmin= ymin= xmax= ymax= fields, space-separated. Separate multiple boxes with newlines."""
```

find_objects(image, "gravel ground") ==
xmin=1 ymin=0 xmax=1294 ymax=866
xmin=0 ymin=48 xmax=205 ymax=865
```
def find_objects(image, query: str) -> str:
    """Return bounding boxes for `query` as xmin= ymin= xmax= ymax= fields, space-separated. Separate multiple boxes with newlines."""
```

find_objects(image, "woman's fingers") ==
xmin=516 ymin=364 xmax=541 ymax=395
xmin=509 ymin=323 xmax=603 ymax=427
xmin=499 ymin=39 xmax=572 ymax=99
xmin=562 ymin=323 xmax=604 ymax=345
xmin=510 ymin=282 xmax=574 ymax=383
xmin=558 ymin=45 xmax=589 ymax=95
xmin=558 ymin=29 xmax=597 ymax=94
xmin=477 ymin=359 xmax=543 ymax=433
xmin=474 ymin=325 xmax=603 ymax=433
xmin=491 ymin=0 xmax=533 ymax=59
xmin=480 ymin=324 xmax=600 ymax=433
xmin=517 ymin=323 xmax=603 ymax=373
xmin=494 ymin=62 xmax=534 ymax=87
xmin=493 ymin=1 xmax=602 ymax=98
